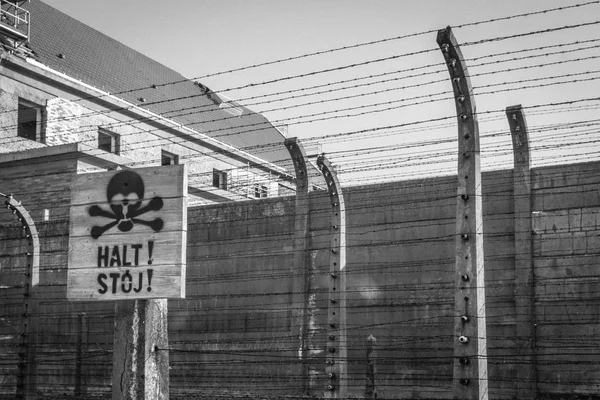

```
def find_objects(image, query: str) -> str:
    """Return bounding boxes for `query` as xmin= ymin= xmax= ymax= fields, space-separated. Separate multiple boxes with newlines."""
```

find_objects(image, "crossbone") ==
xmin=89 ymin=196 xmax=163 ymax=239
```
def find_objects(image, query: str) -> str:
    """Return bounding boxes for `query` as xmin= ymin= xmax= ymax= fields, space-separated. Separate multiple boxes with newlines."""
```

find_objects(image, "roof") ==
xmin=17 ymin=0 xmax=291 ymax=171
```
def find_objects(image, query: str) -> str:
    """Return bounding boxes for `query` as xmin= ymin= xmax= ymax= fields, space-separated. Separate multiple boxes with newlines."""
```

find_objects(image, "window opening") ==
xmin=212 ymin=169 xmax=227 ymax=190
xmin=161 ymin=150 xmax=179 ymax=166
xmin=254 ymin=184 xmax=268 ymax=198
xmin=98 ymin=129 xmax=120 ymax=154
xmin=17 ymin=99 xmax=43 ymax=142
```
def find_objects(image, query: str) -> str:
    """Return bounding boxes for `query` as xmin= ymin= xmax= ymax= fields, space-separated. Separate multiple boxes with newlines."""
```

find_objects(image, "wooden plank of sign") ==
xmin=67 ymin=264 xmax=185 ymax=300
xmin=70 ymin=165 xmax=187 ymax=206
xmin=68 ymin=230 xmax=185 ymax=268
xmin=68 ymin=198 xmax=186 ymax=239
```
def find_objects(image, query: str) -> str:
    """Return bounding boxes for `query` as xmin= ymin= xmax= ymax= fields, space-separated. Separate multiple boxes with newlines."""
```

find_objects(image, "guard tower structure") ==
xmin=0 ymin=0 xmax=29 ymax=48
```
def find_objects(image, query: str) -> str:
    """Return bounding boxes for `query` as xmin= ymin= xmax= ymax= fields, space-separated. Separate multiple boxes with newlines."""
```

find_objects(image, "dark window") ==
xmin=254 ymin=184 xmax=268 ymax=198
xmin=161 ymin=150 xmax=179 ymax=166
xmin=17 ymin=100 xmax=43 ymax=142
xmin=98 ymin=130 xmax=120 ymax=154
xmin=212 ymin=169 xmax=227 ymax=190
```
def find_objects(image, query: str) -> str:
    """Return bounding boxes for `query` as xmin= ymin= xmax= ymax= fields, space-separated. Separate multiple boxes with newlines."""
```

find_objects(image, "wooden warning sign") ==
xmin=67 ymin=165 xmax=187 ymax=301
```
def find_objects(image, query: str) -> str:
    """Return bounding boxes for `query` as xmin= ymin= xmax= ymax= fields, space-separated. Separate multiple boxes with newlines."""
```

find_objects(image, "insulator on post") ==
xmin=461 ymin=315 xmax=469 ymax=323
xmin=461 ymin=234 xmax=469 ymax=241
xmin=327 ymin=372 xmax=335 ymax=379
xmin=459 ymin=357 xmax=470 ymax=365
xmin=328 ymin=347 xmax=336 ymax=353
xmin=461 ymin=194 xmax=469 ymax=201
xmin=458 ymin=335 xmax=469 ymax=344
xmin=327 ymin=384 xmax=335 ymax=390
xmin=461 ymin=274 xmax=469 ymax=282
xmin=460 ymin=378 xmax=470 ymax=386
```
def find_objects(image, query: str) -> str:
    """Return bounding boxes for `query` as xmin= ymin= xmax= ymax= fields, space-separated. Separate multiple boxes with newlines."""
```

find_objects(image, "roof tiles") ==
xmin=21 ymin=0 xmax=290 ymax=169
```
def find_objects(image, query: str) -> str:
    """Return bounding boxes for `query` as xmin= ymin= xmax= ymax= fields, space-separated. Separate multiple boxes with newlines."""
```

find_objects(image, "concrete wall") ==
xmin=0 ymin=161 xmax=599 ymax=398
xmin=531 ymin=162 xmax=600 ymax=398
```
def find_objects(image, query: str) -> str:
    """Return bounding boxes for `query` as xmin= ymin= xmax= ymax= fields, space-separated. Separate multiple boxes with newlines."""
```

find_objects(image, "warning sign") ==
xmin=67 ymin=165 xmax=187 ymax=301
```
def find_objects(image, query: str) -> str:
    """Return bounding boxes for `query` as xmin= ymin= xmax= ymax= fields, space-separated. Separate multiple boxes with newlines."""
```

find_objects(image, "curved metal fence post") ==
xmin=284 ymin=137 xmax=311 ymax=393
xmin=3 ymin=193 xmax=39 ymax=400
xmin=506 ymin=105 xmax=537 ymax=399
xmin=437 ymin=27 xmax=489 ymax=400
xmin=316 ymin=155 xmax=347 ymax=399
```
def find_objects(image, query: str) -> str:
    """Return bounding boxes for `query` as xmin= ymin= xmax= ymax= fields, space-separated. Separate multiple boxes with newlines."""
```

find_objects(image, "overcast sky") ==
xmin=42 ymin=0 xmax=600 ymax=184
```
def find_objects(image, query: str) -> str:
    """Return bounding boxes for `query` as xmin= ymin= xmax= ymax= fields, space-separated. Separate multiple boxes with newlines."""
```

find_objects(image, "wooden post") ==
xmin=437 ymin=27 xmax=488 ymax=400
xmin=506 ymin=105 xmax=537 ymax=399
xmin=144 ymin=299 xmax=170 ymax=398
xmin=317 ymin=155 xmax=347 ymax=399
xmin=284 ymin=137 xmax=311 ymax=394
xmin=112 ymin=299 xmax=169 ymax=400
xmin=64 ymin=166 xmax=185 ymax=400
xmin=112 ymin=300 xmax=146 ymax=400
xmin=3 ymin=194 xmax=39 ymax=400
xmin=365 ymin=335 xmax=377 ymax=399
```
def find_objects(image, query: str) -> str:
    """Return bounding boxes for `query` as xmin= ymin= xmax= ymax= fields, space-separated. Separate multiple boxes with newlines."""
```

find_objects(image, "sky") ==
xmin=42 ymin=0 xmax=600 ymax=185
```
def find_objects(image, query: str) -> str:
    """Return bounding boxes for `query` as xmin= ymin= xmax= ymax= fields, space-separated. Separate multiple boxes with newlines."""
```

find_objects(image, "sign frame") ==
xmin=67 ymin=164 xmax=187 ymax=301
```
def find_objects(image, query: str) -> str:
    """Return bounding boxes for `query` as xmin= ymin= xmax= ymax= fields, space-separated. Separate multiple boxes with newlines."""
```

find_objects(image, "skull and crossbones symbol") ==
xmin=89 ymin=170 xmax=164 ymax=239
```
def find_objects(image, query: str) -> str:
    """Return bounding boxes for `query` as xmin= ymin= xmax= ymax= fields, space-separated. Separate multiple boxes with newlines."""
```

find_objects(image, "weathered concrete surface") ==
xmin=0 ymin=161 xmax=599 ymax=399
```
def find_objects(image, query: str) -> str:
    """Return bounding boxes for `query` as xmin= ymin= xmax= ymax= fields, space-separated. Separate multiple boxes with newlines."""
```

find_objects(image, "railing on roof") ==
xmin=0 ymin=0 xmax=30 ymax=47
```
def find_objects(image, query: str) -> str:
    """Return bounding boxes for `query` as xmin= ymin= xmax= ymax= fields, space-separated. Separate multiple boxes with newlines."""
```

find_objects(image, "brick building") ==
xmin=0 ymin=0 xmax=301 ymax=222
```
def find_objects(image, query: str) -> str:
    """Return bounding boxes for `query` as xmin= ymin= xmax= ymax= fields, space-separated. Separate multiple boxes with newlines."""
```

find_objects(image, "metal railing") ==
xmin=0 ymin=0 xmax=30 ymax=44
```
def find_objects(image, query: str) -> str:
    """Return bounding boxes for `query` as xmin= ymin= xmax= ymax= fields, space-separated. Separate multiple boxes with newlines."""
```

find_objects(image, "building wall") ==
xmin=0 ymin=66 xmax=290 ymax=203
xmin=0 ymin=161 xmax=599 ymax=398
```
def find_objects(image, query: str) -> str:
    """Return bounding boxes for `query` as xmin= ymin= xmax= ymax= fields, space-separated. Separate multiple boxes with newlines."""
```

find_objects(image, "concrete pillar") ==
xmin=506 ymin=105 xmax=537 ymax=399
xmin=437 ymin=27 xmax=489 ymax=400
xmin=3 ymin=194 xmax=39 ymax=400
xmin=284 ymin=137 xmax=311 ymax=394
xmin=317 ymin=155 xmax=347 ymax=399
